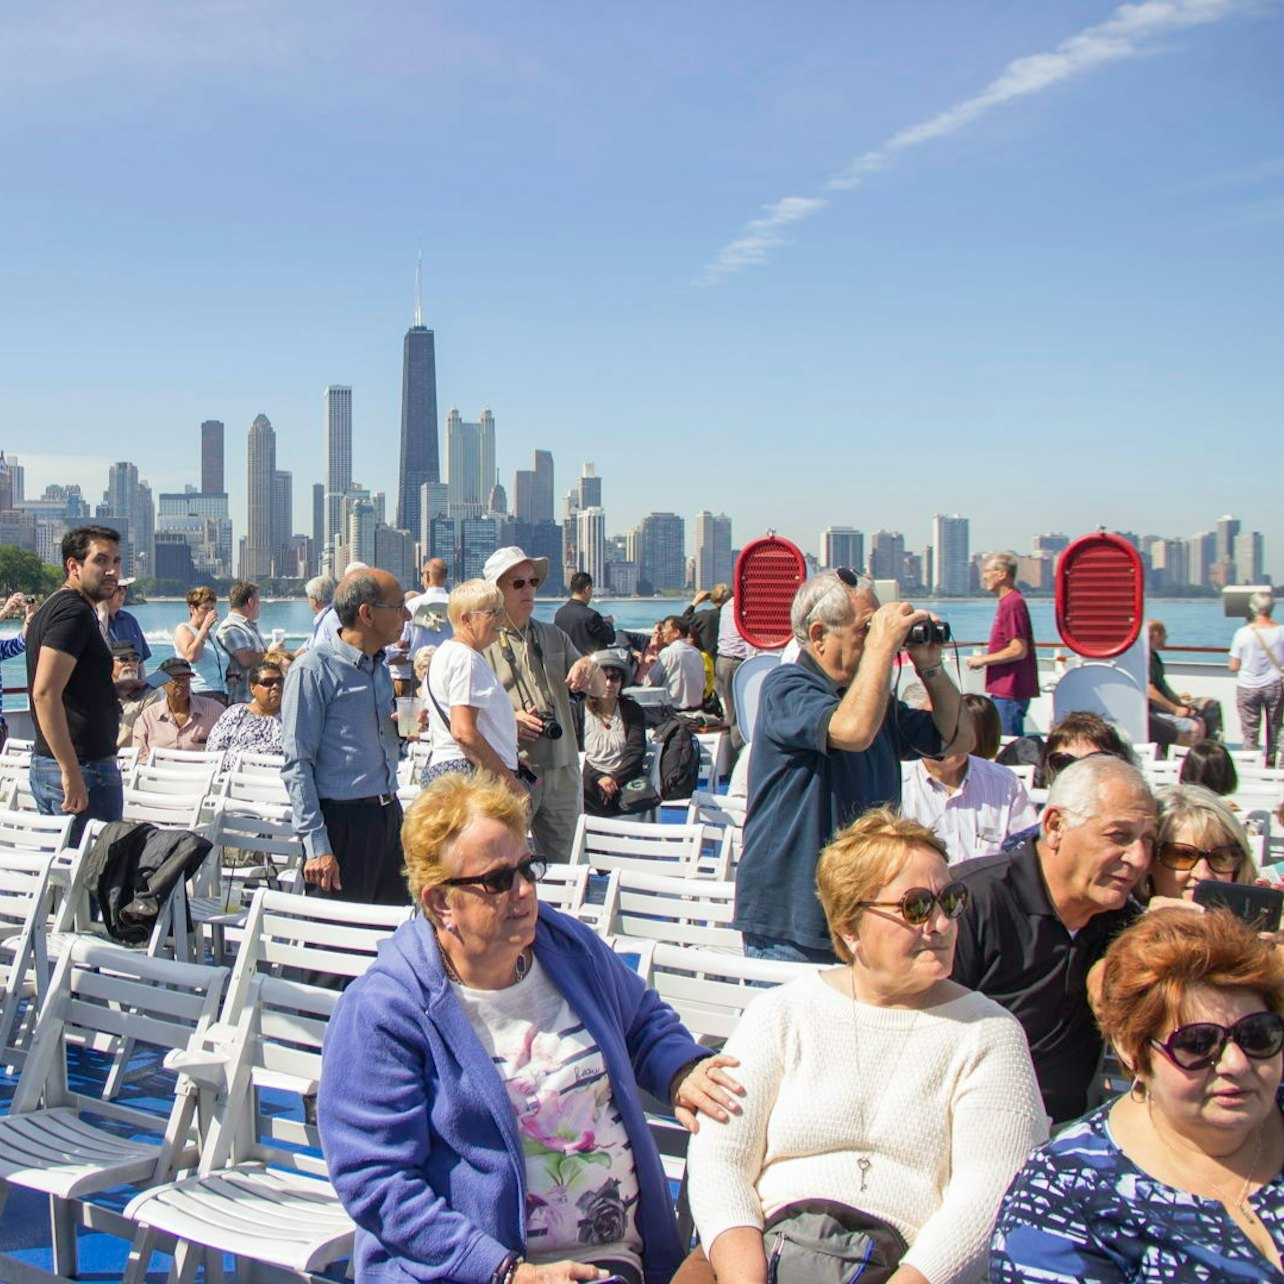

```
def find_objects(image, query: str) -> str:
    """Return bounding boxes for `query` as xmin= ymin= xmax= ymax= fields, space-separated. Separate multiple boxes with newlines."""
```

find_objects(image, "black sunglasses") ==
xmin=254 ymin=676 xmax=284 ymax=688
xmin=835 ymin=567 xmax=864 ymax=588
xmin=856 ymin=882 xmax=970 ymax=925
xmin=509 ymin=576 xmax=541 ymax=590
xmin=1156 ymin=841 xmax=1244 ymax=876
xmin=440 ymin=856 xmax=546 ymax=896
xmin=1150 ymin=1011 xmax=1284 ymax=1071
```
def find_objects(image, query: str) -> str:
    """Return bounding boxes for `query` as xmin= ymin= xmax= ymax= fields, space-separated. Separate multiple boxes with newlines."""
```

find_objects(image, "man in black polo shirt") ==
xmin=950 ymin=754 xmax=1155 ymax=1125
xmin=27 ymin=525 xmax=125 ymax=843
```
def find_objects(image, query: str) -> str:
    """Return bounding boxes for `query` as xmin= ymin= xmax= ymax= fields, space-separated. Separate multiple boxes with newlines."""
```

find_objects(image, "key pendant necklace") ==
xmin=849 ymin=969 xmax=918 ymax=1194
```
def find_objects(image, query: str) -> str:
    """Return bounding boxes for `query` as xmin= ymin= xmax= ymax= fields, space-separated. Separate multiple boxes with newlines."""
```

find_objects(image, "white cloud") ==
xmin=700 ymin=0 xmax=1257 ymax=279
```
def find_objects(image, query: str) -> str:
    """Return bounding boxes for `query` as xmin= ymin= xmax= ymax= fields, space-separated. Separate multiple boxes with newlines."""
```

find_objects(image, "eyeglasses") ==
xmin=1156 ymin=841 xmax=1244 ymax=876
xmin=1150 ymin=1011 xmax=1284 ymax=1071
xmin=508 ymin=577 xmax=541 ymax=590
xmin=602 ymin=671 xmax=624 ymax=682
xmin=370 ymin=601 xmax=406 ymax=612
xmin=254 ymin=677 xmax=284 ymax=688
xmin=856 ymin=882 xmax=970 ymax=925
xmin=440 ymin=857 xmax=546 ymax=896
xmin=469 ymin=607 xmax=503 ymax=618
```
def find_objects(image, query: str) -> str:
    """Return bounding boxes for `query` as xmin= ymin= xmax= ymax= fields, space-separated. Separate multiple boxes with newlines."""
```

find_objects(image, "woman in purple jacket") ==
xmin=318 ymin=772 xmax=741 ymax=1284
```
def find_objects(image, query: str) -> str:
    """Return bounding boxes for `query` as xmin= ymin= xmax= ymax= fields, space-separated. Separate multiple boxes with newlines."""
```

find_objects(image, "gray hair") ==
xmin=984 ymin=551 xmax=1019 ymax=579
xmin=448 ymin=578 xmax=504 ymax=630
xmin=1249 ymin=590 xmax=1275 ymax=618
xmin=305 ymin=574 xmax=336 ymax=606
xmin=1046 ymin=754 xmax=1150 ymax=829
xmin=1155 ymin=783 xmax=1256 ymax=880
xmin=333 ymin=573 xmax=384 ymax=627
xmin=791 ymin=570 xmax=874 ymax=644
xmin=900 ymin=682 xmax=929 ymax=711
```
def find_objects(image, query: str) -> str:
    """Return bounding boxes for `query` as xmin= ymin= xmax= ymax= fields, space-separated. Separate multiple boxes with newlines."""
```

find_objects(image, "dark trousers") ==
xmin=311 ymin=797 xmax=410 ymax=906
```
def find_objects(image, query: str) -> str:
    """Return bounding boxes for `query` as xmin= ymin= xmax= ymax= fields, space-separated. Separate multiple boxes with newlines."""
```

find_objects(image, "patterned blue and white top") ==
xmin=991 ymin=1092 xmax=1284 ymax=1282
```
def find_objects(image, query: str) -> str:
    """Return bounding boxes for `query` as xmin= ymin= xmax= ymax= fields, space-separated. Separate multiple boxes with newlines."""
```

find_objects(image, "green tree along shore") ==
xmin=0 ymin=547 xmax=63 ymax=596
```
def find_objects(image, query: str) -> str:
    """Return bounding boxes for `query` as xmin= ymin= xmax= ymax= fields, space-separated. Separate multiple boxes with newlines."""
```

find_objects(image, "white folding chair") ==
xmin=599 ymin=869 xmax=741 ymax=953
xmin=0 ymin=849 xmax=55 ymax=1070
xmin=218 ymin=764 xmax=290 ymax=807
xmin=122 ymin=889 xmax=413 ymax=1283
xmin=0 ymin=737 xmax=32 ymax=760
xmin=535 ymin=862 xmax=593 ymax=920
xmin=0 ymin=939 xmax=227 ymax=1284
xmin=146 ymin=747 xmax=226 ymax=771
xmin=129 ymin=762 xmax=219 ymax=798
xmin=569 ymin=814 xmax=712 ymax=878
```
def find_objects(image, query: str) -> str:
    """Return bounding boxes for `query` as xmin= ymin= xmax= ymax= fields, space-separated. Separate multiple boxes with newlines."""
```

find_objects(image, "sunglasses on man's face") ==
xmin=1156 ymin=841 xmax=1243 ymax=876
xmin=856 ymin=882 xmax=970 ymax=925
xmin=440 ymin=856 xmax=546 ymax=896
xmin=1150 ymin=1011 xmax=1284 ymax=1071
xmin=508 ymin=577 xmax=541 ymax=590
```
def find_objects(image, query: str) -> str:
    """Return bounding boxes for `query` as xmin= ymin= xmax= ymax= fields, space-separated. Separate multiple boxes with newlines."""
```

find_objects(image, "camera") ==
xmin=23 ymin=596 xmax=35 ymax=606
xmin=908 ymin=621 xmax=951 ymax=646
xmin=535 ymin=710 xmax=564 ymax=741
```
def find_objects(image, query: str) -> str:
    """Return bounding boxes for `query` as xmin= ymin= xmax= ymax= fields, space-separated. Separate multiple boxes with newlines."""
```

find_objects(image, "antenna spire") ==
xmin=414 ymin=249 xmax=423 ymax=327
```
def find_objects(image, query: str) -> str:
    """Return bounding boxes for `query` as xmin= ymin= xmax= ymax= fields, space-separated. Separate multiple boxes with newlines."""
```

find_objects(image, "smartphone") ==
xmin=1193 ymin=880 xmax=1284 ymax=933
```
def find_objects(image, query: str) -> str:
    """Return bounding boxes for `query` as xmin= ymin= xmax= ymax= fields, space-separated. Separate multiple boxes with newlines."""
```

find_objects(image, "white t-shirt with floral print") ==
xmin=450 ymin=958 xmax=644 ymax=1272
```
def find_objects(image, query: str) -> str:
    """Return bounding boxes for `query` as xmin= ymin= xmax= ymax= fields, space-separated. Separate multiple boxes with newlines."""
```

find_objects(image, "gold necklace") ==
xmin=438 ymin=937 xmax=530 ymax=988
xmin=1147 ymin=1101 xmax=1266 ymax=1223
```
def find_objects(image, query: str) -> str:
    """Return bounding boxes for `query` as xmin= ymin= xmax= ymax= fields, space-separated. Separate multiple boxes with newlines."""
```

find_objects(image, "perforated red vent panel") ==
xmin=1055 ymin=533 xmax=1145 ymax=659
xmin=734 ymin=536 xmax=807 ymax=650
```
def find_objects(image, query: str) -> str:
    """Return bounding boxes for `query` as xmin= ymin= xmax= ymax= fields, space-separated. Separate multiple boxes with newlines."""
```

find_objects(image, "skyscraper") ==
xmin=103 ymin=461 xmax=155 ymax=577
xmin=576 ymin=507 xmax=606 ymax=584
xmin=324 ymin=386 xmax=352 ymax=549
xmin=694 ymin=511 xmax=733 ymax=591
xmin=820 ymin=527 xmax=864 ymax=572
xmin=444 ymin=408 xmax=495 ymax=517
xmin=869 ymin=530 xmax=906 ymax=587
xmin=201 ymin=420 xmax=224 ymax=494
xmin=578 ymin=463 xmax=602 ymax=509
xmin=637 ymin=513 xmax=686 ymax=592
xmin=312 ymin=483 xmax=325 ymax=560
xmin=245 ymin=414 xmax=276 ymax=579
xmin=396 ymin=258 xmax=440 ymax=535
xmin=272 ymin=471 xmax=293 ymax=576
xmin=930 ymin=514 xmax=970 ymax=595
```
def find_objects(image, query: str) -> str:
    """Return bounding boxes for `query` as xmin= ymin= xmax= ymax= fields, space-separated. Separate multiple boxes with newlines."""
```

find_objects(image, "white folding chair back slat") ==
xmin=600 ymin=869 xmax=741 ymax=953
xmin=146 ymin=747 xmax=225 ymax=770
xmin=121 ymin=787 xmax=208 ymax=831
xmin=642 ymin=942 xmax=817 ymax=1045
xmin=1 ymin=737 xmax=33 ymax=759
xmin=569 ymin=814 xmax=709 ymax=878
xmin=536 ymin=864 xmax=593 ymax=918
xmin=129 ymin=762 xmax=219 ymax=796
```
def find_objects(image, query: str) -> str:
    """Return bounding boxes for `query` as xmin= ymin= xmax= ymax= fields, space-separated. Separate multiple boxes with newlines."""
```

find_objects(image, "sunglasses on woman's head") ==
xmin=1155 ymin=841 xmax=1243 ymax=875
xmin=1150 ymin=1011 xmax=1284 ymax=1071
xmin=1045 ymin=749 xmax=1120 ymax=777
xmin=856 ymin=882 xmax=969 ymax=925
xmin=440 ymin=857 xmax=546 ymax=895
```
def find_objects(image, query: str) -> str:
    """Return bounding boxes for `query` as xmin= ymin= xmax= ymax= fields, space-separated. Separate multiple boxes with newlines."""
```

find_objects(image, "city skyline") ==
xmin=0 ymin=3 xmax=1279 ymax=576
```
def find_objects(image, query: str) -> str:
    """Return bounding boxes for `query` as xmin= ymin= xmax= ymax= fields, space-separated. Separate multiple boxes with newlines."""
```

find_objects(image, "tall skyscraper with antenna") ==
xmin=396 ymin=255 xmax=439 ymax=535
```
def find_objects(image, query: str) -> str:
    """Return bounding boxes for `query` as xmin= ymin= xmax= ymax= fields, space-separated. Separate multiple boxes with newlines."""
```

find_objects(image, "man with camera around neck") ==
xmin=482 ymin=547 xmax=605 ymax=863
xmin=733 ymin=569 xmax=972 ymax=962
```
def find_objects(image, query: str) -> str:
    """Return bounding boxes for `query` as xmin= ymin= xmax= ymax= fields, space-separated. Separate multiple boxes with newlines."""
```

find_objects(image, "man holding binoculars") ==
xmin=733 ymin=568 xmax=973 ymax=963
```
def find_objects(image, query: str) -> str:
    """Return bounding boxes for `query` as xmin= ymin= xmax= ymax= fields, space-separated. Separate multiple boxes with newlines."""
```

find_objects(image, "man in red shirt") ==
xmin=967 ymin=552 xmax=1039 ymax=736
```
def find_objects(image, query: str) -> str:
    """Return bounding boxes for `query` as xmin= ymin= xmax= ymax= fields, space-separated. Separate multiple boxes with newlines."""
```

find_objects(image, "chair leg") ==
xmin=171 ymin=1237 xmax=205 ymax=1284
xmin=123 ymin=1226 xmax=162 ymax=1284
xmin=49 ymin=1193 xmax=78 ymax=1279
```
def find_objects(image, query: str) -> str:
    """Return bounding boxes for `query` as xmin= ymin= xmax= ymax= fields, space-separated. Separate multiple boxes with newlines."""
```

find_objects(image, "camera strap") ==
xmin=498 ymin=626 xmax=553 ymax=711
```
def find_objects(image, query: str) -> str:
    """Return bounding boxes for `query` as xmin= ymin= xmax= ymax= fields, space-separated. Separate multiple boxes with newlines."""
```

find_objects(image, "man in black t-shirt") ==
xmin=27 ymin=525 xmax=125 ymax=841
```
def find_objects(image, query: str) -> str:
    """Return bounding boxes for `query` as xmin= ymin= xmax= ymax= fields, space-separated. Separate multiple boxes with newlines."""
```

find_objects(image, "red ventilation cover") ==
xmin=734 ymin=536 xmax=807 ymax=650
xmin=1055 ymin=533 xmax=1145 ymax=659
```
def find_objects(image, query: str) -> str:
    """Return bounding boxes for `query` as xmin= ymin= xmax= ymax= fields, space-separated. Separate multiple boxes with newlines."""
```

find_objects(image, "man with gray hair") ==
xmin=950 ymin=755 xmax=1155 ymax=1124
xmin=283 ymin=568 xmax=410 ymax=905
xmin=967 ymin=550 xmax=1038 ymax=737
xmin=733 ymin=569 xmax=972 ymax=962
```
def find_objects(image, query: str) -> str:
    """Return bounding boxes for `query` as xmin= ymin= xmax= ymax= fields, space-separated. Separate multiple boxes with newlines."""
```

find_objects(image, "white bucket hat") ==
xmin=482 ymin=546 xmax=551 ymax=586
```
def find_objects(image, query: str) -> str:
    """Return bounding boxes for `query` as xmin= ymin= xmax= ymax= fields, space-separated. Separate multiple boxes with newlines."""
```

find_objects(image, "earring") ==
xmin=1129 ymin=1078 xmax=1148 ymax=1103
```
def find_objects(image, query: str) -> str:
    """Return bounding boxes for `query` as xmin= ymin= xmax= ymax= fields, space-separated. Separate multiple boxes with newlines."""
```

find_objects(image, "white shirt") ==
xmin=648 ymin=638 xmax=705 ymax=709
xmin=1230 ymin=623 xmax=1284 ymax=690
xmin=717 ymin=598 xmax=753 ymax=660
xmin=427 ymin=638 xmax=518 ymax=769
xmin=899 ymin=756 xmax=1039 ymax=864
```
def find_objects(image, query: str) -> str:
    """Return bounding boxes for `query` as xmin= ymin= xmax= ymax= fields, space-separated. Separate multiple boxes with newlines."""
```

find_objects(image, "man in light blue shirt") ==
xmin=283 ymin=568 xmax=410 ymax=905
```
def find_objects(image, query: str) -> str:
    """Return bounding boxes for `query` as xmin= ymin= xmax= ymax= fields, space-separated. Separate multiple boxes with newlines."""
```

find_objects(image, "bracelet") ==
xmin=492 ymin=1252 xmax=523 ymax=1284
xmin=918 ymin=664 xmax=944 ymax=679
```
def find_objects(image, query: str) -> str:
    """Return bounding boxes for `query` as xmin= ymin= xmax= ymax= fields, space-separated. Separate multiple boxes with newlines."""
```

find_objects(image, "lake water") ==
xmin=0 ymin=593 xmax=1244 ymax=705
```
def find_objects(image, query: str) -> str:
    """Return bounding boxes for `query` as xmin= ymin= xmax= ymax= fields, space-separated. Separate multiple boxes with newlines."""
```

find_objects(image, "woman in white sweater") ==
xmin=681 ymin=808 xmax=1047 ymax=1284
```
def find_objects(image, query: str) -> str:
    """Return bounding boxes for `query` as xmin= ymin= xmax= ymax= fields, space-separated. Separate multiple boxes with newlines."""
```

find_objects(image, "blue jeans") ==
xmin=30 ymin=754 xmax=123 ymax=846
xmin=742 ymin=933 xmax=837 ymax=964
xmin=992 ymin=697 xmax=1030 ymax=737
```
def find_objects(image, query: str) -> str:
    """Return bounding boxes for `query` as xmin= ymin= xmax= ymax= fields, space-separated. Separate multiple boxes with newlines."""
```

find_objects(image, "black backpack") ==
xmin=653 ymin=717 xmax=701 ymax=800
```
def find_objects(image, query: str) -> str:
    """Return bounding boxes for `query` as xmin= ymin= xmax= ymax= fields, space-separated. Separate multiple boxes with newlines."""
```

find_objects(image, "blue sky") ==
xmin=1 ymin=0 xmax=1280 ymax=577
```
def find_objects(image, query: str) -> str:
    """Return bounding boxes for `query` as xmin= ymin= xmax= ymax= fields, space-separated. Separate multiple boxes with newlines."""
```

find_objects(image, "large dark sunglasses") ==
xmin=254 ymin=676 xmax=284 ymax=688
xmin=1045 ymin=748 xmax=1121 ymax=778
xmin=440 ymin=857 xmax=546 ymax=896
xmin=835 ymin=567 xmax=863 ymax=588
xmin=508 ymin=576 xmax=541 ymax=590
xmin=1156 ymin=841 xmax=1244 ymax=876
xmin=856 ymin=882 xmax=970 ymax=925
xmin=1150 ymin=1011 xmax=1284 ymax=1071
